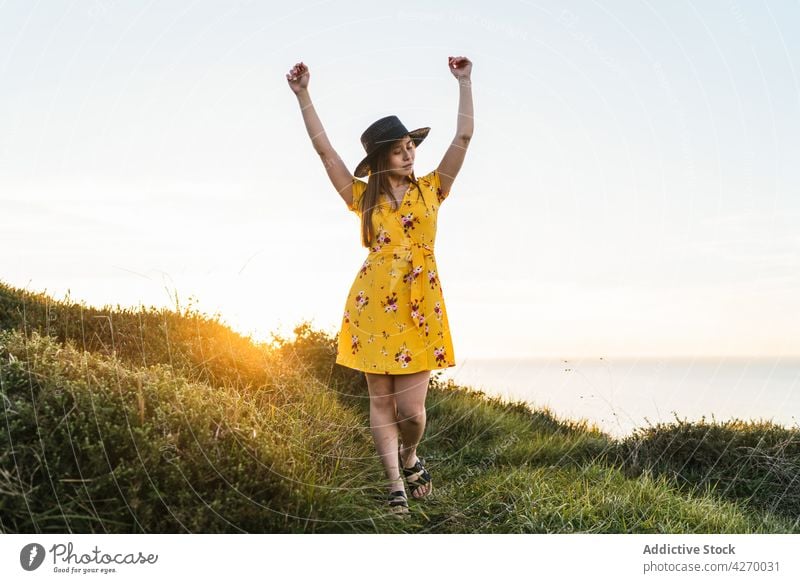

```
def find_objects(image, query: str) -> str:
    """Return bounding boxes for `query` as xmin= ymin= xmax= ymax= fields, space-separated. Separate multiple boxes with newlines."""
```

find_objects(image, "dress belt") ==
xmin=368 ymin=242 xmax=434 ymax=328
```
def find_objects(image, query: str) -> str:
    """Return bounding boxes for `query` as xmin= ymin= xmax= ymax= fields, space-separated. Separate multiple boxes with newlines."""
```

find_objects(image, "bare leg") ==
xmin=365 ymin=372 xmax=404 ymax=495
xmin=394 ymin=369 xmax=432 ymax=498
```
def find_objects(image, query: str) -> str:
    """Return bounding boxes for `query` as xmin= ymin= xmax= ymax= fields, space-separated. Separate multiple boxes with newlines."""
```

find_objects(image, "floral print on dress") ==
xmin=371 ymin=228 xmax=391 ymax=252
xmin=394 ymin=344 xmax=413 ymax=368
xmin=349 ymin=334 xmax=361 ymax=355
xmin=400 ymin=212 xmax=420 ymax=234
xmin=433 ymin=301 xmax=444 ymax=321
xmin=354 ymin=290 xmax=369 ymax=313
xmin=427 ymin=269 xmax=439 ymax=290
xmin=381 ymin=291 xmax=399 ymax=314
xmin=409 ymin=299 xmax=424 ymax=329
xmin=358 ymin=259 xmax=372 ymax=278
xmin=336 ymin=169 xmax=456 ymax=374
xmin=403 ymin=264 xmax=424 ymax=286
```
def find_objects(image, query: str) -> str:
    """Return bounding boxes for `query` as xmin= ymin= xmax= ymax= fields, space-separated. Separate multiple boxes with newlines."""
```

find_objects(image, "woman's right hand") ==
xmin=286 ymin=61 xmax=309 ymax=94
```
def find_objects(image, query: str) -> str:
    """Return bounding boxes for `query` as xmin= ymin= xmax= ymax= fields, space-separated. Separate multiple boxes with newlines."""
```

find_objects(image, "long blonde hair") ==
xmin=358 ymin=142 xmax=421 ymax=248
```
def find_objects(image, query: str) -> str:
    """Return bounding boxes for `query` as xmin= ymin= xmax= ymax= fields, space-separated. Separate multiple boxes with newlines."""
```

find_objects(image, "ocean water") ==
xmin=437 ymin=357 xmax=800 ymax=439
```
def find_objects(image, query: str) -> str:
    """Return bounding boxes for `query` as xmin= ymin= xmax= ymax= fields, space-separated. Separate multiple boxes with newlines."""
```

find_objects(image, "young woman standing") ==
xmin=286 ymin=56 xmax=473 ymax=516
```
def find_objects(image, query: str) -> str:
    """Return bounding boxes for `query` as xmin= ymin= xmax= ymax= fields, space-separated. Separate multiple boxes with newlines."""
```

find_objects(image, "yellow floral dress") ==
xmin=335 ymin=169 xmax=456 ymax=375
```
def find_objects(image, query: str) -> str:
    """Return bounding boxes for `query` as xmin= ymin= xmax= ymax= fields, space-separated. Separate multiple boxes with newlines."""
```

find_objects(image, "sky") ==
xmin=1 ymin=0 xmax=799 ymax=359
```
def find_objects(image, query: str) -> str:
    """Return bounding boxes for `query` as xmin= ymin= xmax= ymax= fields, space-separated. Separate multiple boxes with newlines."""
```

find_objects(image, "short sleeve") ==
xmin=430 ymin=169 xmax=449 ymax=204
xmin=348 ymin=177 xmax=367 ymax=213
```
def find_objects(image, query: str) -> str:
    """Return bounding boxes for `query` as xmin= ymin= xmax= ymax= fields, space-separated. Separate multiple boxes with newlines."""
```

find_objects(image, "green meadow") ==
xmin=1 ymin=280 xmax=798 ymax=533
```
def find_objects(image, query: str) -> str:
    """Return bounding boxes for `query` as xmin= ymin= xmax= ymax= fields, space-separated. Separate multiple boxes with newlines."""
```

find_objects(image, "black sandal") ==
xmin=387 ymin=489 xmax=410 ymax=516
xmin=402 ymin=457 xmax=433 ymax=498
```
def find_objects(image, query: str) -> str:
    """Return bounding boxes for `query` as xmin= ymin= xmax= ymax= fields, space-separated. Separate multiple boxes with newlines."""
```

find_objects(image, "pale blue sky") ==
xmin=1 ymin=0 xmax=799 ymax=358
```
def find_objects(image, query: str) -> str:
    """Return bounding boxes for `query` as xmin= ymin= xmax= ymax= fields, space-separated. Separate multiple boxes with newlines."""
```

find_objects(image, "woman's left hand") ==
xmin=448 ymin=56 xmax=472 ymax=80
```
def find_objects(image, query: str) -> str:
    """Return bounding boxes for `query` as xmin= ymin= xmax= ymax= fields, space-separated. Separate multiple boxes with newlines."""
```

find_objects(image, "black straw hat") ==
xmin=354 ymin=115 xmax=430 ymax=178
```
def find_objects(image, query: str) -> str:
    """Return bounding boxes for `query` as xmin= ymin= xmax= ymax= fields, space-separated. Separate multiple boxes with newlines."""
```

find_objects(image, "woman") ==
xmin=286 ymin=56 xmax=473 ymax=516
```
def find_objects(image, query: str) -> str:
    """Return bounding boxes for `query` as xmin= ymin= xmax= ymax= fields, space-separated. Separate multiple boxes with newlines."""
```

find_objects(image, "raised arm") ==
xmin=286 ymin=61 xmax=355 ymax=207
xmin=437 ymin=56 xmax=474 ymax=198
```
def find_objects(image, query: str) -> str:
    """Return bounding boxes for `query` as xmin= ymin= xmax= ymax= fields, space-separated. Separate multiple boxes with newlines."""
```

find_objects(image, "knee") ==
xmin=369 ymin=394 xmax=396 ymax=415
xmin=397 ymin=406 xmax=426 ymax=425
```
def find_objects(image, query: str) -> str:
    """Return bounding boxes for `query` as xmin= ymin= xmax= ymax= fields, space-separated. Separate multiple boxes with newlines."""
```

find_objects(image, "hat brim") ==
xmin=354 ymin=127 xmax=430 ymax=178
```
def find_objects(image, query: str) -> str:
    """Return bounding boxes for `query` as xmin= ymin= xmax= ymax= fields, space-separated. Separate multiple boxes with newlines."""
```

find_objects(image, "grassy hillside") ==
xmin=1 ymin=280 xmax=798 ymax=533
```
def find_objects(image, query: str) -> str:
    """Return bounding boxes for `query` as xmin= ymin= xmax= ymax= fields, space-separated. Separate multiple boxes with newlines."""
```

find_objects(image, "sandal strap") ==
xmin=404 ymin=469 xmax=428 ymax=484
xmin=388 ymin=490 xmax=409 ymax=510
xmin=403 ymin=461 xmax=432 ymax=489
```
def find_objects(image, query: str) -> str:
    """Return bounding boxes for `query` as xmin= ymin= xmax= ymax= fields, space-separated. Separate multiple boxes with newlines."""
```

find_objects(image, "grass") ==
xmin=1 ymin=279 xmax=798 ymax=533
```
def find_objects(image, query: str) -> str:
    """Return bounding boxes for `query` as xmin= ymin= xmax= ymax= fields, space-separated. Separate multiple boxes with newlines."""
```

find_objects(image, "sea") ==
xmin=437 ymin=356 xmax=800 ymax=439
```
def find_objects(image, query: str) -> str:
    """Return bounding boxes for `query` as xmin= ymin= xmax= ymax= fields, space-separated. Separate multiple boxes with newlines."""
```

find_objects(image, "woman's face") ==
xmin=385 ymin=135 xmax=416 ymax=177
